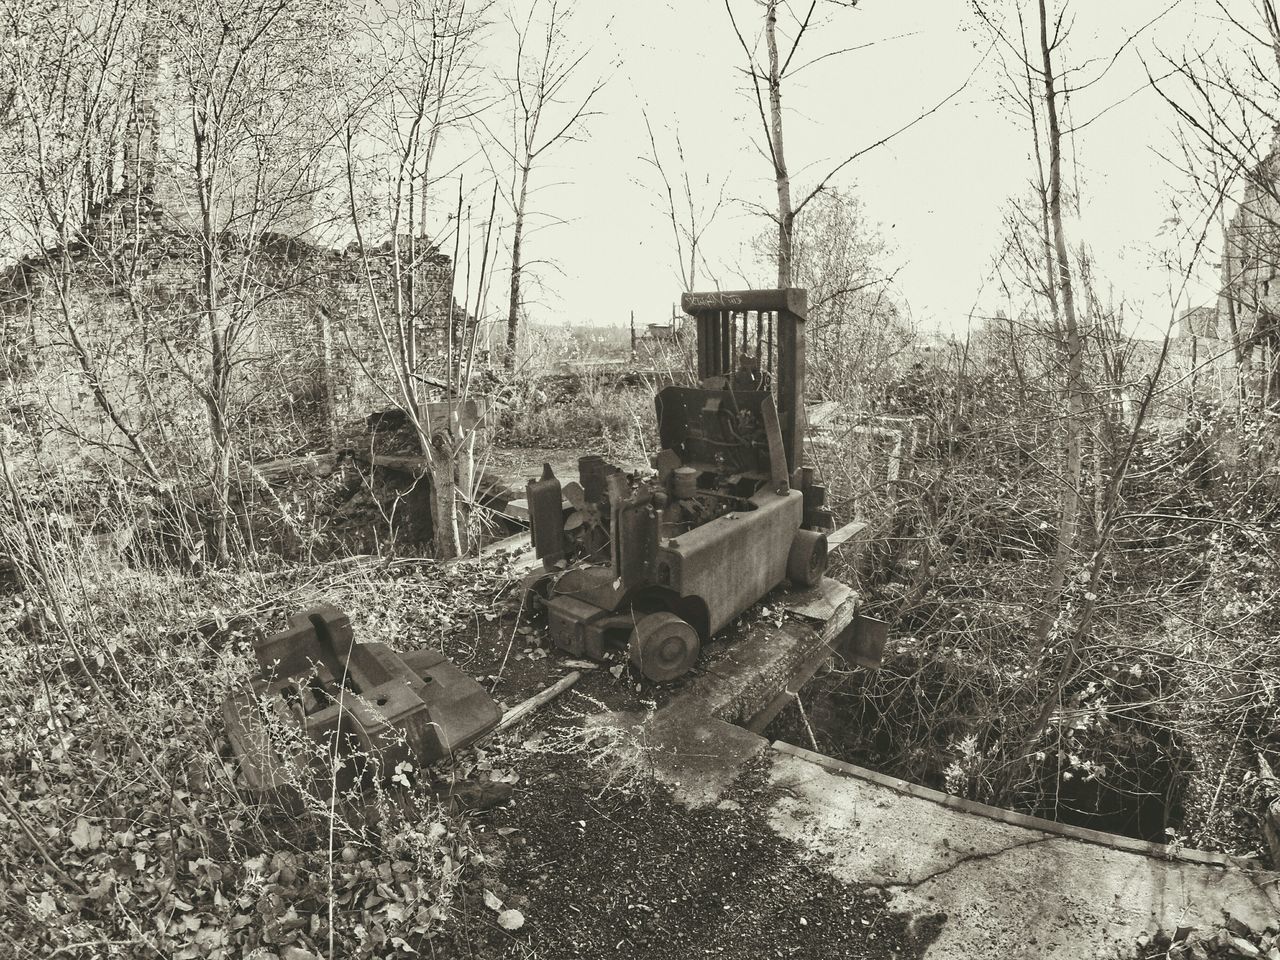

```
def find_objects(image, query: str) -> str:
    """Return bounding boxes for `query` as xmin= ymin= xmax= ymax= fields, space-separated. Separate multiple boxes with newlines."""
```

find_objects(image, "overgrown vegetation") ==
xmin=773 ymin=347 xmax=1280 ymax=855
xmin=5 ymin=0 xmax=1280 ymax=955
xmin=494 ymin=369 xmax=655 ymax=455
xmin=0 ymin=465 xmax=533 ymax=955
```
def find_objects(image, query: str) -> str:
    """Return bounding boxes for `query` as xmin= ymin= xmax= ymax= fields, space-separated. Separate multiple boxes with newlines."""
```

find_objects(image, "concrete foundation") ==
xmin=768 ymin=744 xmax=1280 ymax=959
xmin=590 ymin=573 xmax=1280 ymax=958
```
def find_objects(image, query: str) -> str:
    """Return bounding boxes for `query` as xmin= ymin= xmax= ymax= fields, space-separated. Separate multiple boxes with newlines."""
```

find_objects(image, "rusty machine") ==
xmin=224 ymin=606 xmax=501 ymax=792
xmin=524 ymin=288 xmax=832 ymax=682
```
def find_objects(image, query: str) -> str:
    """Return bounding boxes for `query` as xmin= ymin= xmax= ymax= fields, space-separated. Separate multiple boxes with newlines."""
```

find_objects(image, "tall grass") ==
xmin=0 ymin=437 xmax=493 ymax=957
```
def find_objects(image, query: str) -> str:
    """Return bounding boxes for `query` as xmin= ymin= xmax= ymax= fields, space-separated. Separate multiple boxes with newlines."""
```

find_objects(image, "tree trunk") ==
xmin=316 ymin=304 xmax=336 ymax=443
xmin=194 ymin=101 xmax=233 ymax=565
xmin=506 ymin=164 xmax=530 ymax=372
xmin=1035 ymin=0 xmax=1085 ymax=645
xmin=427 ymin=426 xmax=467 ymax=560
xmin=1021 ymin=26 xmax=1060 ymax=329
xmin=764 ymin=0 xmax=793 ymax=288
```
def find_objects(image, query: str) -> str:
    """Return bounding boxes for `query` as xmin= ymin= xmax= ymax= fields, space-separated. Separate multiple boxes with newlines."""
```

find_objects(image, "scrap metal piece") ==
xmin=223 ymin=605 xmax=501 ymax=793
xmin=527 ymin=463 xmax=566 ymax=566
xmin=760 ymin=396 xmax=791 ymax=494
xmin=835 ymin=614 xmax=887 ymax=669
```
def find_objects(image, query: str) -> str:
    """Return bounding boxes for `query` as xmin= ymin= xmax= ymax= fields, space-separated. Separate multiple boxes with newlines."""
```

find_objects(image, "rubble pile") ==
xmin=1142 ymin=914 xmax=1280 ymax=960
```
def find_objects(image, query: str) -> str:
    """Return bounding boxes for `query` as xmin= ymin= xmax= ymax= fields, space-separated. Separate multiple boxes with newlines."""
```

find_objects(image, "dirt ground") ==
xmin=424 ymin=582 xmax=947 ymax=959
xmin=449 ymin=747 xmax=944 ymax=959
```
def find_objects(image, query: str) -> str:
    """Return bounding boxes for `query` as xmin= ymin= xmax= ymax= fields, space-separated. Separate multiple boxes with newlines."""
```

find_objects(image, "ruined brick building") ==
xmin=0 ymin=50 xmax=475 ymax=463
xmin=1215 ymin=132 xmax=1280 ymax=407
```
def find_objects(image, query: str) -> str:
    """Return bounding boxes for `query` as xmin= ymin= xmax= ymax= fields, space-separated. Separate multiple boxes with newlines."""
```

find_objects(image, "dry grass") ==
xmin=0 ymin=445 xmax=521 ymax=957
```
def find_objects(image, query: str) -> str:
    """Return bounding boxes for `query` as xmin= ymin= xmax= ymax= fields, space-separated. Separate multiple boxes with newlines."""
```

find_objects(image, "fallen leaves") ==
xmin=0 ymin=554 xmax=545 ymax=959
xmin=482 ymin=888 xmax=528 ymax=933
xmin=498 ymin=908 xmax=525 ymax=931
xmin=69 ymin=817 xmax=102 ymax=851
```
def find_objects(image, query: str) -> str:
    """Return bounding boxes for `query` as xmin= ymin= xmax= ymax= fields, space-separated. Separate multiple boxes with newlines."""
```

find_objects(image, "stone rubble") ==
xmin=1156 ymin=923 xmax=1280 ymax=960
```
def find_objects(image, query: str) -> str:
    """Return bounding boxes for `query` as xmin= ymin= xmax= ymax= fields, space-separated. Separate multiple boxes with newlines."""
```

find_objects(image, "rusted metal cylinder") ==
xmin=579 ymin=454 xmax=607 ymax=505
xmin=527 ymin=463 xmax=565 ymax=564
xmin=673 ymin=466 xmax=698 ymax=500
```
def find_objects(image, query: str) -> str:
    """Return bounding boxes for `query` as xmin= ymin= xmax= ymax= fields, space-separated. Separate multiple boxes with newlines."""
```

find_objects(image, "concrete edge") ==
xmin=480 ymin=531 xmax=532 ymax=557
xmin=770 ymin=740 xmax=1277 ymax=874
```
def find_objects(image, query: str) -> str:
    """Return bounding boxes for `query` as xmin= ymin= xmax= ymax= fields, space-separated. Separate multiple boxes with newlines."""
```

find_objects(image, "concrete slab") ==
xmin=596 ymin=585 xmax=857 ymax=809
xmin=777 ymin=577 xmax=854 ymax=621
xmin=766 ymin=745 xmax=1280 ymax=960
xmin=503 ymin=497 xmax=532 ymax=520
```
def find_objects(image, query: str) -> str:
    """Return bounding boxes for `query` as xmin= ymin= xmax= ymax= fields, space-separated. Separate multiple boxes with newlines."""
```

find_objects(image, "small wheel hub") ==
xmin=629 ymin=612 xmax=700 ymax=682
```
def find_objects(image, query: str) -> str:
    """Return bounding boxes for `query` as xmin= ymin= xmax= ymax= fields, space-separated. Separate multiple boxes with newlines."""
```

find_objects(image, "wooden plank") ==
xmin=828 ymin=519 xmax=868 ymax=551
xmin=496 ymin=671 xmax=581 ymax=732
xmin=778 ymin=576 xmax=853 ymax=621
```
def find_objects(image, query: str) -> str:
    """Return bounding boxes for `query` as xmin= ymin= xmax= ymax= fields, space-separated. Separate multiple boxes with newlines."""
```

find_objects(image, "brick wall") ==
xmin=0 ymin=197 xmax=475 ymax=460
xmin=1219 ymin=151 xmax=1280 ymax=406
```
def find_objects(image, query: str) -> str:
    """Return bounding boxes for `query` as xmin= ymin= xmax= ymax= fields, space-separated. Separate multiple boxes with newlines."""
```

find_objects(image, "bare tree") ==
xmin=0 ymin=0 xmax=364 ymax=566
xmin=1148 ymin=1 xmax=1280 ymax=410
xmin=0 ymin=1 xmax=163 ymax=478
xmin=158 ymin=0 xmax=351 ymax=562
xmin=640 ymin=112 xmax=729 ymax=294
xmin=725 ymin=0 xmax=979 ymax=286
xmin=341 ymin=0 xmax=495 ymax=559
xmin=759 ymin=187 xmax=909 ymax=401
xmin=974 ymin=0 xmax=1136 ymax=645
xmin=1030 ymin=0 xmax=1086 ymax=644
xmin=957 ymin=1 xmax=1201 ymax=807
xmin=486 ymin=0 xmax=603 ymax=371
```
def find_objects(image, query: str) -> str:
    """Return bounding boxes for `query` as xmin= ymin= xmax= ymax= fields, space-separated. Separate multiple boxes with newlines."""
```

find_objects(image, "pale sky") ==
xmin=473 ymin=0 xmax=1247 ymax=339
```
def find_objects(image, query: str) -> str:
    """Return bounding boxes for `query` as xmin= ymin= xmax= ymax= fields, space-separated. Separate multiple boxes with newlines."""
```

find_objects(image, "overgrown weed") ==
xmin=0 ymin=450 xmax=518 ymax=957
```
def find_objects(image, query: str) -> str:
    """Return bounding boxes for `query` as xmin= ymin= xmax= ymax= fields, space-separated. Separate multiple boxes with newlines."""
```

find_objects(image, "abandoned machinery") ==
xmin=223 ymin=606 xmax=502 ymax=792
xmin=525 ymin=288 xmax=834 ymax=683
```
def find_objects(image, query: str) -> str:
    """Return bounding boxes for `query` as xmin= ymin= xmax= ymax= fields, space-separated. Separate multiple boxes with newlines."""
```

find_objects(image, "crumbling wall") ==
xmin=1219 ymin=148 xmax=1280 ymax=407
xmin=0 ymin=202 xmax=473 ymax=463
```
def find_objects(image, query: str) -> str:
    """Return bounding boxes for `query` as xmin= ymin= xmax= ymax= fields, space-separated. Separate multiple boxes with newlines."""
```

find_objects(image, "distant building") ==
xmin=1218 ymin=132 xmax=1280 ymax=406
xmin=1176 ymin=306 xmax=1218 ymax=340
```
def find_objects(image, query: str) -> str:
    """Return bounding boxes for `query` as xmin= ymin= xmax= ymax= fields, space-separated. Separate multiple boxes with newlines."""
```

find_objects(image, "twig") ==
xmin=490 ymin=586 xmax=529 ymax=691
xmin=496 ymin=671 xmax=581 ymax=732
xmin=1197 ymin=712 xmax=1247 ymax=846
xmin=795 ymin=693 xmax=820 ymax=753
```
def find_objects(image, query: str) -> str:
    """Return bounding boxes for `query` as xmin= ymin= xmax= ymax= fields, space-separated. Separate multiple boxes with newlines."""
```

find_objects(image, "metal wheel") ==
xmin=787 ymin=529 xmax=828 ymax=588
xmin=628 ymin=611 xmax=700 ymax=683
